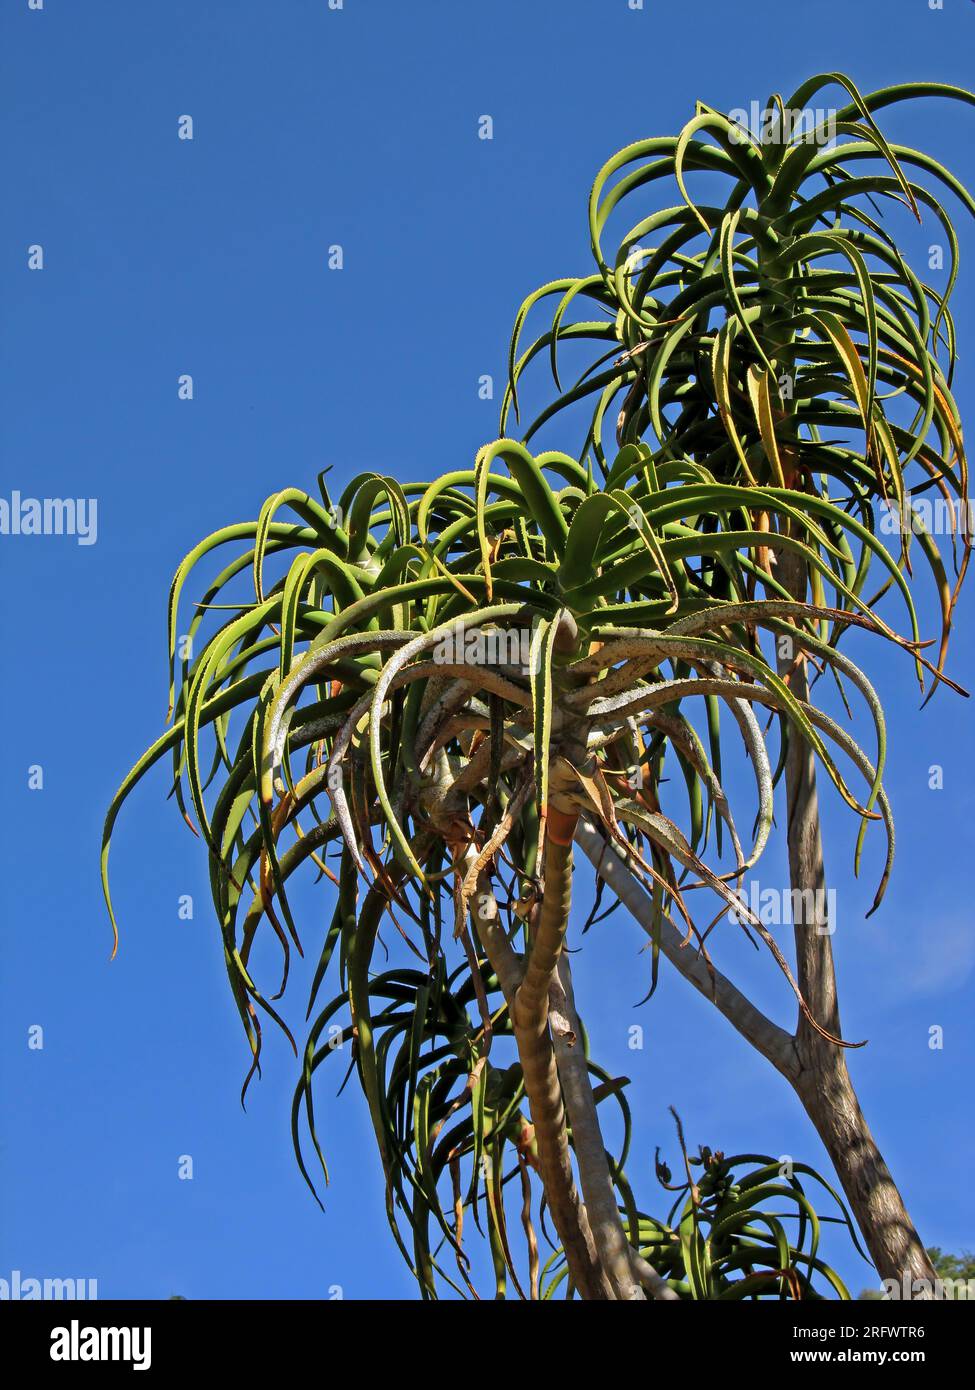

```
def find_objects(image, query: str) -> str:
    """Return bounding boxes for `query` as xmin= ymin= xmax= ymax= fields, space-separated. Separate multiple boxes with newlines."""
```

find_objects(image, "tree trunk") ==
xmin=552 ymin=952 xmax=648 ymax=1299
xmin=777 ymin=554 xmax=939 ymax=1295
xmin=790 ymin=1033 xmax=938 ymax=1296
xmin=463 ymin=816 xmax=618 ymax=1299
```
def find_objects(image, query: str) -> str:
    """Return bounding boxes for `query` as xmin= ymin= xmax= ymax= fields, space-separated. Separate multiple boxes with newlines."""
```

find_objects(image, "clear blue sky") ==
xmin=2 ymin=0 xmax=974 ymax=1300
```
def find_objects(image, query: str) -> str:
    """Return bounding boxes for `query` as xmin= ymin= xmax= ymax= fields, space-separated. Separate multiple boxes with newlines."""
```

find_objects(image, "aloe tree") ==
xmin=103 ymin=75 xmax=971 ymax=1299
xmin=106 ymin=432 xmax=926 ymax=1297
xmin=503 ymin=75 xmax=974 ymax=1292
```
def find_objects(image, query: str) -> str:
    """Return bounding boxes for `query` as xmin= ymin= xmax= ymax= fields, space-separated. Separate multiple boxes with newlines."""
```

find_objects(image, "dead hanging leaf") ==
xmin=549 ymin=1007 xmax=576 ymax=1046
xmin=561 ymin=756 xmax=697 ymax=944
xmin=557 ymin=755 xmax=620 ymax=834
xmin=755 ymin=508 xmax=776 ymax=579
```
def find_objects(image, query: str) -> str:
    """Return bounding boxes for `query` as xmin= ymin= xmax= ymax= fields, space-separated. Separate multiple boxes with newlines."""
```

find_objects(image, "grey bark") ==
xmin=551 ymin=954 xmax=646 ymax=1300
xmin=775 ymin=574 xmax=940 ymax=1295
